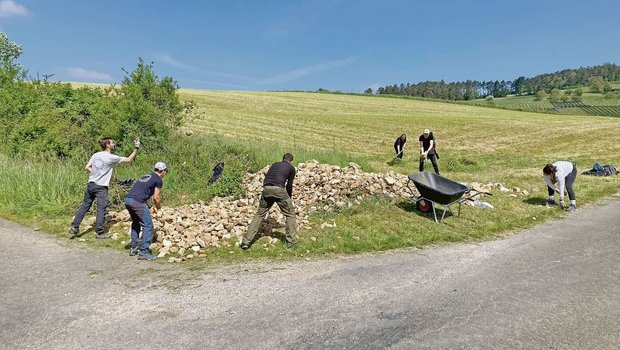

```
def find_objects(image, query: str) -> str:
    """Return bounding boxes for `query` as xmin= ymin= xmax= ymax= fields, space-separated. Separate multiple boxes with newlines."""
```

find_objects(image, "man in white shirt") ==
xmin=69 ymin=137 xmax=140 ymax=238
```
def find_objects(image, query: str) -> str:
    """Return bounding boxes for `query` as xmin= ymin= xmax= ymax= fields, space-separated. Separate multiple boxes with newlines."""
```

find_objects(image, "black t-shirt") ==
xmin=263 ymin=161 xmax=296 ymax=197
xmin=127 ymin=172 xmax=163 ymax=203
xmin=419 ymin=133 xmax=436 ymax=153
xmin=394 ymin=137 xmax=406 ymax=148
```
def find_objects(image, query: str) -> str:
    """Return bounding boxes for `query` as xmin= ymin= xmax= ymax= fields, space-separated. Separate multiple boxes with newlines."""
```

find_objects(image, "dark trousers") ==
xmin=394 ymin=145 xmax=403 ymax=159
xmin=125 ymin=198 xmax=154 ymax=253
xmin=419 ymin=153 xmax=440 ymax=174
xmin=243 ymin=186 xmax=297 ymax=246
xmin=547 ymin=165 xmax=577 ymax=200
xmin=71 ymin=182 xmax=108 ymax=235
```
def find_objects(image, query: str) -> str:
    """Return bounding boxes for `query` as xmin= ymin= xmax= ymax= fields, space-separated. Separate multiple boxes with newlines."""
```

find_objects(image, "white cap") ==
xmin=423 ymin=128 xmax=430 ymax=134
xmin=154 ymin=162 xmax=168 ymax=171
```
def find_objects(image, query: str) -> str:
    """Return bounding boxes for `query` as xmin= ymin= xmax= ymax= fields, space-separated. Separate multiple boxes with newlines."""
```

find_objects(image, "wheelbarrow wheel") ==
xmin=416 ymin=199 xmax=432 ymax=213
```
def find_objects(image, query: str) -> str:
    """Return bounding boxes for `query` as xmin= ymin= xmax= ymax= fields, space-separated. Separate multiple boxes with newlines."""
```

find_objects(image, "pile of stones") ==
xmin=108 ymin=160 xmax=414 ymax=258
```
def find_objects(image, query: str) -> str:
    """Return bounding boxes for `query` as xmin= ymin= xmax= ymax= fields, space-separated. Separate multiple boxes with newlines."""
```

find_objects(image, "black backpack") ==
xmin=208 ymin=162 xmax=224 ymax=184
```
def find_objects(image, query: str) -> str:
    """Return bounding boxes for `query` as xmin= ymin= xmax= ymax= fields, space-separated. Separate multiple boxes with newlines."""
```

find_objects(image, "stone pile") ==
xmin=108 ymin=160 xmax=414 ymax=258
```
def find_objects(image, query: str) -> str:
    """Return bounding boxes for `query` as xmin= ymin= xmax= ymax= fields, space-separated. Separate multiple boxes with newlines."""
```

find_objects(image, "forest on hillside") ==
xmin=371 ymin=63 xmax=620 ymax=101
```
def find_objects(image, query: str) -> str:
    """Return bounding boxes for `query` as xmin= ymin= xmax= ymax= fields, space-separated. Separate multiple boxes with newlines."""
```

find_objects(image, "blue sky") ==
xmin=1 ymin=0 xmax=619 ymax=92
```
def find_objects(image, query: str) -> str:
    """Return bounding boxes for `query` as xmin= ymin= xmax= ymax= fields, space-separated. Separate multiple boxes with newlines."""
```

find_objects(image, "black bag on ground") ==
xmin=208 ymin=162 xmax=224 ymax=184
xmin=582 ymin=163 xmax=617 ymax=176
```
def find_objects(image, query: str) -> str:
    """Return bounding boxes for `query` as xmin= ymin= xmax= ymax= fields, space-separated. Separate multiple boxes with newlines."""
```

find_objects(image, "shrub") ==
xmin=535 ymin=90 xmax=548 ymax=101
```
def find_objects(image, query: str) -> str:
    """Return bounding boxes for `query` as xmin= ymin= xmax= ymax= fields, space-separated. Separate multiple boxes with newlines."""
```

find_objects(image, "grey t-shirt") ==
xmin=88 ymin=151 xmax=125 ymax=186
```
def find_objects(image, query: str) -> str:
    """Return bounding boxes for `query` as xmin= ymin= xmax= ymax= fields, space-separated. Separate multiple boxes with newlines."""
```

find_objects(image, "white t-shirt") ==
xmin=88 ymin=151 xmax=125 ymax=186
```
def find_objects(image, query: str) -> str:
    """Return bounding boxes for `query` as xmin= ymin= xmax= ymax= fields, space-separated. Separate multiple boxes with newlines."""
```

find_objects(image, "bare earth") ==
xmin=1 ymin=196 xmax=619 ymax=350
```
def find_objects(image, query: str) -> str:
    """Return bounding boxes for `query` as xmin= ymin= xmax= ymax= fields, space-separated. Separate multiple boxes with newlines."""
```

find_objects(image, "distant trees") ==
xmin=373 ymin=63 xmax=620 ymax=100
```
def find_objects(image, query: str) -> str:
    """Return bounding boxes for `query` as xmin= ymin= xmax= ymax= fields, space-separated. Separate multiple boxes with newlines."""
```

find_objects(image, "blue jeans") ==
xmin=71 ymin=182 xmax=108 ymax=236
xmin=124 ymin=198 xmax=153 ymax=253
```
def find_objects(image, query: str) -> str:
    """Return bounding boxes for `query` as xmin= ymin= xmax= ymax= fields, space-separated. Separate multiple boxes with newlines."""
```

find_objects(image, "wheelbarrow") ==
xmin=407 ymin=172 xmax=489 ymax=223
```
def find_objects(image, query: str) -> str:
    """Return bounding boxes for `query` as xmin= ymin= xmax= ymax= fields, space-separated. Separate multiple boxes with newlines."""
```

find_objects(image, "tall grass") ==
xmin=0 ymin=153 xmax=84 ymax=222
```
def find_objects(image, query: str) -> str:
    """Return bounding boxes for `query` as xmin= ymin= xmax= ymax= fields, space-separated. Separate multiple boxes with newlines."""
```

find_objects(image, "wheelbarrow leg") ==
xmin=440 ymin=204 xmax=452 ymax=222
xmin=432 ymin=203 xmax=438 ymax=223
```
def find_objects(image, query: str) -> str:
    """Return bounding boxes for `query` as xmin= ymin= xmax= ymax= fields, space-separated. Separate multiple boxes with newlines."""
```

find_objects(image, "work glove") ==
xmin=559 ymin=200 xmax=566 ymax=208
xmin=133 ymin=139 xmax=141 ymax=149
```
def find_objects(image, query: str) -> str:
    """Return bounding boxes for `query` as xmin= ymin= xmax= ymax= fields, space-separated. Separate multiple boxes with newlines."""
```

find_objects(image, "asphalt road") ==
xmin=1 ymin=196 xmax=619 ymax=350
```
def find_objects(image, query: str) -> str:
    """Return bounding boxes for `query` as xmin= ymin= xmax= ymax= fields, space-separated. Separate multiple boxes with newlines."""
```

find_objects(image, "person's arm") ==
xmin=419 ymin=141 xmax=424 ymax=154
xmin=286 ymin=168 xmax=295 ymax=198
xmin=120 ymin=140 xmax=140 ymax=164
xmin=428 ymin=140 xmax=434 ymax=154
xmin=557 ymin=175 xmax=566 ymax=203
xmin=85 ymin=160 xmax=93 ymax=173
xmin=544 ymin=175 xmax=556 ymax=192
xmin=153 ymin=187 xmax=162 ymax=210
xmin=120 ymin=148 xmax=138 ymax=164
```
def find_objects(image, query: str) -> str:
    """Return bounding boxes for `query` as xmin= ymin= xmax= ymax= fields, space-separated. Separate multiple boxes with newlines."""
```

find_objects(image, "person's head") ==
xmin=154 ymin=162 xmax=169 ymax=177
xmin=543 ymin=164 xmax=557 ymax=180
xmin=100 ymin=137 xmax=115 ymax=151
xmin=423 ymin=129 xmax=430 ymax=138
xmin=282 ymin=153 xmax=294 ymax=163
xmin=400 ymin=134 xmax=407 ymax=141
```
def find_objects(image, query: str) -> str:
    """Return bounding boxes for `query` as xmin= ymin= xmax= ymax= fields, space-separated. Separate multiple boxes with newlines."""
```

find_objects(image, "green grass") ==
xmin=462 ymin=83 xmax=620 ymax=117
xmin=2 ymin=90 xmax=620 ymax=265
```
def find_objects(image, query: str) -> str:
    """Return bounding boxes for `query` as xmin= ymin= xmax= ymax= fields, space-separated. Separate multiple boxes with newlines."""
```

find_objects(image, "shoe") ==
xmin=138 ymin=251 xmax=157 ymax=261
xmin=129 ymin=247 xmax=139 ymax=256
xmin=286 ymin=242 xmax=297 ymax=249
xmin=546 ymin=198 xmax=556 ymax=206
xmin=69 ymin=227 xmax=79 ymax=237
xmin=566 ymin=205 xmax=576 ymax=213
xmin=239 ymin=242 xmax=249 ymax=250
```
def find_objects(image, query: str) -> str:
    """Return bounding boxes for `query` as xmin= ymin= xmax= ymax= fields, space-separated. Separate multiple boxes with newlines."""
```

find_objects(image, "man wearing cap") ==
xmin=240 ymin=153 xmax=297 ymax=250
xmin=419 ymin=129 xmax=440 ymax=174
xmin=69 ymin=137 xmax=140 ymax=239
xmin=124 ymin=162 xmax=169 ymax=260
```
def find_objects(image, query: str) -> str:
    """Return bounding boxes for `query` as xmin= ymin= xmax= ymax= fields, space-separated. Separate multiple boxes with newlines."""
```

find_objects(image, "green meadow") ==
xmin=2 ymin=90 xmax=620 ymax=262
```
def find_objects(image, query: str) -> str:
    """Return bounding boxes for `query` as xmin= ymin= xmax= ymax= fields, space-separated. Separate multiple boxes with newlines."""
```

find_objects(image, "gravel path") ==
xmin=1 ymin=196 xmax=619 ymax=349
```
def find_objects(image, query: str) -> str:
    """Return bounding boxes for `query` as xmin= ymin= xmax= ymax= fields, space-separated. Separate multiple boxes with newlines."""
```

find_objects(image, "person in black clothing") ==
xmin=394 ymin=134 xmax=407 ymax=160
xmin=124 ymin=162 xmax=168 ymax=261
xmin=241 ymin=153 xmax=297 ymax=250
xmin=419 ymin=128 xmax=440 ymax=174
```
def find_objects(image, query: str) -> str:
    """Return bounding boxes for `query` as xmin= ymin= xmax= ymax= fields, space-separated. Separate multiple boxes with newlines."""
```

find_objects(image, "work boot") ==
xmin=68 ymin=227 xmax=79 ymax=237
xmin=546 ymin=198 xmax=556 ymax=206
xmin=129 ymin=247 xmax=139 ymax=256
xmin=566 ymin=205 xmax=576 ymax=213
xmin=138 ymin=251 xmax=157 ymax=261
xmin=239 ymin=242 xmax=249 ymax=250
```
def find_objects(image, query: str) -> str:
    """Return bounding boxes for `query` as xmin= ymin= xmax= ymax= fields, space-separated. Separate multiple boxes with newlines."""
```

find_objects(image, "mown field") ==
xmin=3 ymin=90 xmax=620 ymax=263
xmin=180 ymin=90 xmax=620 ymax=177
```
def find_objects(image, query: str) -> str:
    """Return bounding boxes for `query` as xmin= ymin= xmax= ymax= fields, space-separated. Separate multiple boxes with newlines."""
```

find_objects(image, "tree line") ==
xmin=370 ymin=63 xmax=620 ymax=100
